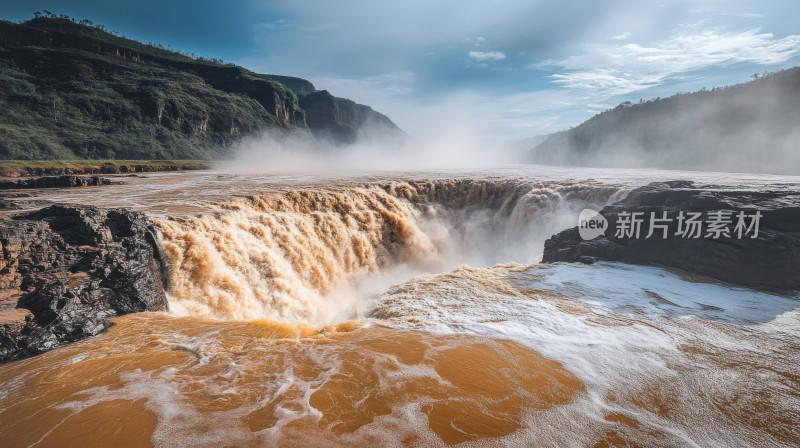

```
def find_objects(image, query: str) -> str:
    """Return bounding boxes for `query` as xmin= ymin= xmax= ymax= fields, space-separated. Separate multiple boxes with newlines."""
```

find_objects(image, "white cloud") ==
xmin=255 ymin=19 xmax=293 ymax=30
xmin=469 ymin=51 xmax=506 ymax=61
xmin=610 ymin=32 xmax=631 ymax=40
xmin=551 ymin=70 xmax=661 ymax=96
xmin=548 ymin=29 xmax=800 ymax=97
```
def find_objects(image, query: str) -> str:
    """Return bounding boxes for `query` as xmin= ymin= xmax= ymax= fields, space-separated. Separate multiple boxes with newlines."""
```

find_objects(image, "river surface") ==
xmin=1 ymin=165 xmax=799 ymax=447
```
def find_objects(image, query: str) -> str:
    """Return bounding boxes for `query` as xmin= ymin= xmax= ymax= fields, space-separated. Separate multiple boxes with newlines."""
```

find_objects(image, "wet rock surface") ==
xmin=0 ymin=175 xmax=119 ymax=189
xmin=0 ymin=204 xmax=170 ymax=363
xmin=543 ymin=181 xmax=800 ymax=291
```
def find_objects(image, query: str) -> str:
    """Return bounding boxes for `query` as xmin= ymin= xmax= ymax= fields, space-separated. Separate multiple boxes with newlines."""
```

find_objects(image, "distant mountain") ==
xmin=0 ymin=15 xmax=402 ymax=160
xmin=260 ymin=77 xmax=403 ymax=145
xmin=300 ymin=90 xmax=403 ymax=144
xmin=527 ymin=67 xmax=800 ymax=174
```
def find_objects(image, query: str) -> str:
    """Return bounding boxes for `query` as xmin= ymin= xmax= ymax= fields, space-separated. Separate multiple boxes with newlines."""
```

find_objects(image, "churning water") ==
xmin=2 ymin=166 xmax=798 ymax=447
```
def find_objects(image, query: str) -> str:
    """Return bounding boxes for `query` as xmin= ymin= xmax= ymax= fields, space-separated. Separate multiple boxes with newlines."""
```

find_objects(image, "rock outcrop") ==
xmin=0 ymin=204 xmax=170 ymax=363
xmin=542 ymin=181 xmax=800 ymax=290
xmin=0 ymin=161 xmax=210 ymax=178
xmin=0 ymin=175 xmax=118 ymax=189
xmin=299 ymin=90 xmax=405 ymax=145
xmin=262 ymin=74 xmax=317 ymax=97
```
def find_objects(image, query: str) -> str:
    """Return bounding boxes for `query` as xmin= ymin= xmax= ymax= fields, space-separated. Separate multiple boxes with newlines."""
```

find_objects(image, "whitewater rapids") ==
xmin=1 ymin=167 xmax=798 ymax=447
xmin=156 ymin=179 xmax=621 ymax=322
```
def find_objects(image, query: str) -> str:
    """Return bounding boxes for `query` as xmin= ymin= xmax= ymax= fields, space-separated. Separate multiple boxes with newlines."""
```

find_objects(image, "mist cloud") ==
xmin=228 ymin=105 xmax=518 ymax=173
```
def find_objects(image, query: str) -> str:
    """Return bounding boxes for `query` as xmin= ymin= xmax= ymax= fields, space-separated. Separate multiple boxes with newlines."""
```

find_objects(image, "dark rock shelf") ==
xmin=543 ymin=181 xmax=800 ymax=291
xmin=0 ymin=175 xmax=119 ymax=190
xmin=0 ymin=204 xmax=170 ymax=363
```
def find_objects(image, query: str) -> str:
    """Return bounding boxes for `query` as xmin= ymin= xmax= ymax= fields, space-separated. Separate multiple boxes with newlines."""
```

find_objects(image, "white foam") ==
xmin=366 ymin=262 xmax=800 ymax=446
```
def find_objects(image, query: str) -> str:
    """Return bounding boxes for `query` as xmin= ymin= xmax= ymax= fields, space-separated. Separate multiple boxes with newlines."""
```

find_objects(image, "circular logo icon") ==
xmin=578 ymin=209 xmax=608 ymax=241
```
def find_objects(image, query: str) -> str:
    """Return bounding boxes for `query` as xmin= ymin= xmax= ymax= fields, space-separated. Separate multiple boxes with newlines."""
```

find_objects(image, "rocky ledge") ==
xmin=543 ymin=181 xmax=800 ymax=291
xmin=0 ymin=175 xmax=119 ymax=190
xmin=0 ymin=204 xmax=170 ymax=363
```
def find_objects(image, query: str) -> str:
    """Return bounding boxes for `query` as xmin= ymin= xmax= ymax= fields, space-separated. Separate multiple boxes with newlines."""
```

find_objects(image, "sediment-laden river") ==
xmin=2 ymin=166 xmax=799 ymax=447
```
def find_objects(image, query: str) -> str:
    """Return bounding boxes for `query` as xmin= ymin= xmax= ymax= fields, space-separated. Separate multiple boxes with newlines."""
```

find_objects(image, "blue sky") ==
xmin=4 ymin=1 xmax=800 ymax=138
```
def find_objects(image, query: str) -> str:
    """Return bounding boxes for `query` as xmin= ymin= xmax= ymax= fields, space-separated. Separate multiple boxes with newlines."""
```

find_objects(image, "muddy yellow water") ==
xmin=3 ymin=312 xmax=796 ymax=447
xmin=3 ymin=173 xmax=800 ymax=446
xmin=0 ymin=314 xmax=587 ymax=447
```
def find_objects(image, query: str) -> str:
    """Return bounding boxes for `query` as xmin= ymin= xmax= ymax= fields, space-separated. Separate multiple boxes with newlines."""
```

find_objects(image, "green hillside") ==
xmin=0 ymin=14 xmax=401 ymax=160
xmin=528 ymin=67 xmax=800 ymax=174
